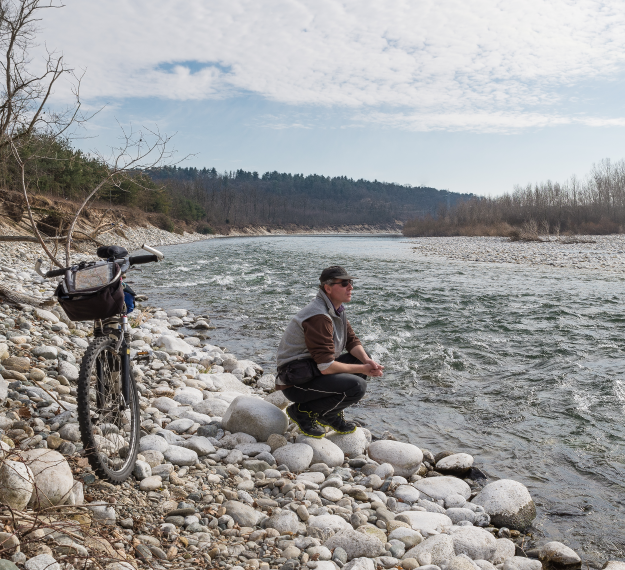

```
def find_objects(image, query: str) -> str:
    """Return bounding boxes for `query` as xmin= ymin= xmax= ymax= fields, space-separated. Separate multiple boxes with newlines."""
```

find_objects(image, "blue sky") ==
xmin=41 ymin=0 xmax=625 ymax=196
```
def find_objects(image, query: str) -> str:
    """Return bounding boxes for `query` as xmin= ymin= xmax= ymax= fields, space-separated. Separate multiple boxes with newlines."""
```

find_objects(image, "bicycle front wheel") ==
xmin=77 ymin=336 xmax=140 ymax=483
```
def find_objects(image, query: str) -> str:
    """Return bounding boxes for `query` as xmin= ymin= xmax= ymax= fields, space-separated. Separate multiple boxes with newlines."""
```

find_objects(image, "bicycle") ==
xmin=35 ymin=244 xmax=164 ymax=483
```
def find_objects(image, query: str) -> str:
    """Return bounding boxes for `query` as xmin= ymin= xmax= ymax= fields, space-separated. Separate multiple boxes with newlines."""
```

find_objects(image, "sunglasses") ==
xmin=331 ymin=279 xmax=353 ymax=287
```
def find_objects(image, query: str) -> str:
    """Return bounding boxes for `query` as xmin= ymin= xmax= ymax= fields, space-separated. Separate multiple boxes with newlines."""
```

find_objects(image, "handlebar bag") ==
xmin=54 ymin=261 xmax=124 ymax=321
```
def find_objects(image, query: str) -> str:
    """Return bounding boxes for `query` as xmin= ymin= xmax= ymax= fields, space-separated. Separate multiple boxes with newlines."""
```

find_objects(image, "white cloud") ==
xmin=39 ymin=0 xmax=625 ymax=132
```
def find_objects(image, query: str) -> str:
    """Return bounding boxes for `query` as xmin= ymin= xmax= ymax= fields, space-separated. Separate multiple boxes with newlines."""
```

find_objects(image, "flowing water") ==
xmin=130 ymin=235 xmax=625 ymax=563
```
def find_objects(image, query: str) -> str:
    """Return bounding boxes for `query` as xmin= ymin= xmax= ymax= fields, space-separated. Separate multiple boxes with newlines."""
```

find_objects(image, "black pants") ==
xmin=282 ymin=352 xmax=367 ymax=416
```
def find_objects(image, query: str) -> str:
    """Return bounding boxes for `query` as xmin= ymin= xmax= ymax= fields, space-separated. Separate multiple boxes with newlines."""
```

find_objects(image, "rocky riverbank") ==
xmin=407 ymin=235 xmax=625 ymax=273
xmin=0 ymin=241 xmax=622 ymax=570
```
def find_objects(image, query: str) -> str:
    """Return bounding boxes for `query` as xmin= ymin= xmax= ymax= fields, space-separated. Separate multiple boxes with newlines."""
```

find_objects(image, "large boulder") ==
xmin=327 ymin=428 xmax=368 ymax=457
xmin=368 ymin=440 xmax=423 ymax=477
xmin=222 ymin=396 xmax=288 ymax=441
xmin=22 ymin=449 xmax=74 ymax=509
xmin=472 ymin=479 xmax=536 ymax=530
xmin=414 ymin=476 xmax=471 ymax=501
xmin=0 ymin=460 xmax=34 ymax=510
xmin=296 ymin=435 xmax=344 ymax=467
xmin=273 ymin=443 xmax=313 ymax=472
xmin=396 ymin=511 xmax=453 ymax=534
xmin=224 ymin=500 xmax=263 ymax=527
xmin=325 ymin=528 xmax=385 ymax=561
xmin=450 ymin=526 xmax=498 ymax=561
xmin=155 ymin=335 xmax=194 ymax=355
xmin=404 ymin=534 xmax=455 ymax=566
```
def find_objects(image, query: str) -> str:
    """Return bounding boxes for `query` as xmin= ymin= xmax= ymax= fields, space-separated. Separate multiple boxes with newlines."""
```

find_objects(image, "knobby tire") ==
xmin=77 ymin=336 xmax=140 ymax=483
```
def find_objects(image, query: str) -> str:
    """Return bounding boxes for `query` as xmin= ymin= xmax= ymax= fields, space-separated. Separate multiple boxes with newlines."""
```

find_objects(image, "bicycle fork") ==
xmin=120 ymin=315 xmax=131 ymax=406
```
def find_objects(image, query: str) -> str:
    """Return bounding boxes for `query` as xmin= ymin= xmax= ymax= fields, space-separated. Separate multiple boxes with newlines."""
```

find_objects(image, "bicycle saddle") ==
xmin=97 ymin=245 xmax=128 ymax=259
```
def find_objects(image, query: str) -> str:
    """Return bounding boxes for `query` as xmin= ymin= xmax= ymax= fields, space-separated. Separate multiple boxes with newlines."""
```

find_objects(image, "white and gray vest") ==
xmin=276 ymin=290 xmax=348 ymax=373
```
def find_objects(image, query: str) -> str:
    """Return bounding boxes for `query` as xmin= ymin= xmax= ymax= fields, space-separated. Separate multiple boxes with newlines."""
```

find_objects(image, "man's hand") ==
xmin=363 ymin=358 xmax=384 ymax=377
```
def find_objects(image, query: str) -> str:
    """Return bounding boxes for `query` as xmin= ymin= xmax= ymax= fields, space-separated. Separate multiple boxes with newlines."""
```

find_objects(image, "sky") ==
xmin=37 ymin=0 xmax=625 ymax=196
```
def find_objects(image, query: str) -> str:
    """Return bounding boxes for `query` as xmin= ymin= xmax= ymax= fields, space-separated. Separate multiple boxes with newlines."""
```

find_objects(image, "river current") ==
xmin=130 ymin=235 xmax=625 ymax=564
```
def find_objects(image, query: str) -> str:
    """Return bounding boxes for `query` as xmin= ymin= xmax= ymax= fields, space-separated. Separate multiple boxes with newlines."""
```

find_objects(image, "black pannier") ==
xmin=97 ymin=245 xmax=128 ymax=259
xmin=55 ymin=261 xmax=125 ymax=321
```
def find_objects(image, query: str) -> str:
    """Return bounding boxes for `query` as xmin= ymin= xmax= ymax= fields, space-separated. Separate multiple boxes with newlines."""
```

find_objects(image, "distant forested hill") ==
xmin=147 ymin=166 xmax=473 ymax=228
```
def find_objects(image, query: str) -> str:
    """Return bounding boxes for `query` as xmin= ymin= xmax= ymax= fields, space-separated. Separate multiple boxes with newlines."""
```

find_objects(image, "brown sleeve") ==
xmin=302 ymin=315 xmax=335 ymax=364
xmin=345 ymin=319 xmax=362 ymax=352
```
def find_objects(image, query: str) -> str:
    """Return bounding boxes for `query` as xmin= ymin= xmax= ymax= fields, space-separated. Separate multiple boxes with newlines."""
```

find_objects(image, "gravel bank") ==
xmin=0 ymin=234 xmax=615 ymax=570
xmin=407 ymin=235 xmax=625 ymax=272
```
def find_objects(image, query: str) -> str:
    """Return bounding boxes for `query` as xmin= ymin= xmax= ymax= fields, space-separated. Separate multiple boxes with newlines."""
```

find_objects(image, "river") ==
xmin=129 ymin=235 xmax=625 ymax=564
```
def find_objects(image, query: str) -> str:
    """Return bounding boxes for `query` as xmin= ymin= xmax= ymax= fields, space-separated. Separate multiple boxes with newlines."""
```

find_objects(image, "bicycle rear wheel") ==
xmin=77 ymin=336 xmax=140 ymax=483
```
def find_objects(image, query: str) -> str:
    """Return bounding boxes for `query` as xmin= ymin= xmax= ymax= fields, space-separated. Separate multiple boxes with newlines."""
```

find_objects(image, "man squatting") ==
xmin=275 ymin=266 xmax=384 ymax=438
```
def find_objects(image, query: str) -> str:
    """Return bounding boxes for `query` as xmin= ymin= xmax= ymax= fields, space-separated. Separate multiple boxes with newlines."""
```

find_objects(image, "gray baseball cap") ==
xmin=319 ymin=266 xmax=356 ymax=282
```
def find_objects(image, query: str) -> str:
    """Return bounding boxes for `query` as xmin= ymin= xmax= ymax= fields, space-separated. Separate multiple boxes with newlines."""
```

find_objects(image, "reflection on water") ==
xmin=132 ymin=236 xmax=625 ymax=564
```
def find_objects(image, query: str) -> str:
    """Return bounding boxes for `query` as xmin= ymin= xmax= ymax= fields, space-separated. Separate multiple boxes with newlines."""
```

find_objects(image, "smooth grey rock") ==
xmin=139 ymin=475 xmax=162 ymax=491
xmin=152 ymin=397 xmax=179 ymax=413
xmin=236 ymin=442 xmax=271 ymax=456
xmin=57 ymin=361 xmax=78 ymax=382
xmin=166 ymin=418 xmax=194 ymax=433
xmin=343 ymin=559 xmax=375 ymax=570
xmin=308 ymin=514 xmax=352 ymax=534
xmin=446 ymin=508 xmax=476 ymax=525
xmin=273 ymin=443 xmax=314 ymax=472
xmin=445 ymin=493 xmax=467 ymax=509
xmin=436 ymin=453 xmax=474 ymax=475
xmin=209 ymin=372 xmax=252 ymax=394
xmin=133 ymin=460 xmax=152 ymax=480
xmin=164 ymin=446 xmax=198 ymax=466
xmin=327 ymin=428 xmax=369 ymax=457
xmin=296 ymin=435 xmax=344 ymax=467
xmin=22 ymin=449 xmax=73 ymax=509
xmin=141 ymin=450 xmax=165 ymax=467
xmin=394 ymin=484 xmax=420 ymax=504
xmin=193 ymin=399 xmax=230 ymax=417
xmin=222 ymin=395 xmax=288 ymax=441
xmin=502 ymin=557 xmax=542 ymax=570
xmin=179 ymin=410 xmax=213 ymax=425
xmin=155 ymin=335 xmax=194 ymax=355
xmin=58 ymin=422 xmax=81 ymax=442
xmin=156 ymin=429 xmax=185 ymax=445
xmin=538 ymin=542 xmax=581 ymax=566
xmin=325 ymin=528 xmax=385 ymax=561
xmin=0 ymin=460 xmax=34 ymax=510
xmin=184 ymin=436 xmax=216 ymax=456
xmin=472 ymin=479 xmax=536 ymax=530
xmin=32 ymin=345 xmax=58 ymax=359
xmin=450 ymin=526 xmax=498 ymax=561
xmin=388 ymin=527 xmax=422 ymax=548
xmin=492 ymin=539 xmax=516 ymax=565
xmin=224 ymin=500 xmax=262 ymax=527
xmin=24 ymin=554 xmax=60 ymax=570
xmin=403 ymin=534 xmax=455 ymax=567
xmin=448 ymin=555 xmax=479 ymax=570
xmin=396 ymin=511 xmax=453 ymax=533
xmin=475 ymin=561 xmax=499 ymax=570
xmin=266 ymin=509 xmax=305 ymax=534
xmin=139 ymin=434 xmax=169 ymax=454
xmin=173 ymin=388 xmax=203 ymax=406
xmin=368 ymin=440 xmax=423 ymax=477
xmin=414 ymin=476 xmax=472 ymax=501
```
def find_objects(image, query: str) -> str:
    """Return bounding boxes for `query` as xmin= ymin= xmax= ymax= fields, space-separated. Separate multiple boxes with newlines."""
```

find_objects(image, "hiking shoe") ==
xmin=286 ymin=404 xmax=325 ymax=438
xmin=317 ymin=410 xmax=357 ymax=434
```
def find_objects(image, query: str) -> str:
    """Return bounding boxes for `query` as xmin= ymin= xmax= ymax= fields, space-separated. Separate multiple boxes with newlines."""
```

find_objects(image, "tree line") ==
xmin=145 ymin=166 xmax=473 ymax=230
xmin=404 ymin=159 xmax=625 ymax=237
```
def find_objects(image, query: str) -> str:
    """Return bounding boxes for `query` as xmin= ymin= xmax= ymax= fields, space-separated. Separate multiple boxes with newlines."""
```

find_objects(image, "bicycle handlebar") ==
xmin=45 ymin=267 xmax=67 ymax=278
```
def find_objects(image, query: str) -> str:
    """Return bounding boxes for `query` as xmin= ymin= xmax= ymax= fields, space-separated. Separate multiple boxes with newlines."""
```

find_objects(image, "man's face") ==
xmin=324 ymin=279 xmax=354 ymax=306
